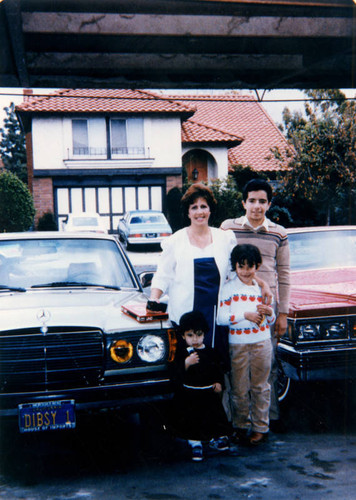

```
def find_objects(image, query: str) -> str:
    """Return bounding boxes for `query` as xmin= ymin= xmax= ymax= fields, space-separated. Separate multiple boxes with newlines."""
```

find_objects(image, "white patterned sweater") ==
xmin=217 ymin=275 xmax=276 ymax=345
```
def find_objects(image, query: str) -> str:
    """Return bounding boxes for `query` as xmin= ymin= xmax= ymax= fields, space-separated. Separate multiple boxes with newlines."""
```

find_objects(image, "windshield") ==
xmin=289 ymin=229 xmax=356 ymax=271
xmin=130 ymin=214 xmax=167 ymax=225
xmin=0 ymin=238 xmax=137 ymax=290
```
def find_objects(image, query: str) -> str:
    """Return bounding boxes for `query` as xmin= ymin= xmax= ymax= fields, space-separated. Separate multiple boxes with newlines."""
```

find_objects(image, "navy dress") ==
xmin=193 ymin=257 xmax=230 ymax=371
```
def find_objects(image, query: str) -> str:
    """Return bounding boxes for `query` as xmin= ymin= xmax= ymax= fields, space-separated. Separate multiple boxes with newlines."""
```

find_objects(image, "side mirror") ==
xmin=139 ymin=271 xmax=154 ymax=289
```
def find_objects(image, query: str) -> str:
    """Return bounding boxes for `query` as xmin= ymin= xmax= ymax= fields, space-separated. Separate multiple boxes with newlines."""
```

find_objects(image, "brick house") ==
xmin=16 ymin=89 xmax=289 ymax=232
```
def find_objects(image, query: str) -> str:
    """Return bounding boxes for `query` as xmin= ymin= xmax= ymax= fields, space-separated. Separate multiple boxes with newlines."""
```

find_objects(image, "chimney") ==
xmin=23 ymin=88 xmax=33 ymax=102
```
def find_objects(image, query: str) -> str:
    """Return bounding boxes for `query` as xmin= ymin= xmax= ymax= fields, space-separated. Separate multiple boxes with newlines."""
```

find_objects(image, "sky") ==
xmin=0 ymin=87 xmax=355 ymax=131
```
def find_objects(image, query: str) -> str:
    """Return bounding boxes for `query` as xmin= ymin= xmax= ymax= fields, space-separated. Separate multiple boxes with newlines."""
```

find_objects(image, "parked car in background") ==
xmin=61 ymin=212 xmax=107 ymax=233
xmin=0 ymin=232 xmax=176 ymax=433
xmin=277 ymin=226 xmax=356 ymax=401
xmin=117 ymin=210 xmax=172 ymax=248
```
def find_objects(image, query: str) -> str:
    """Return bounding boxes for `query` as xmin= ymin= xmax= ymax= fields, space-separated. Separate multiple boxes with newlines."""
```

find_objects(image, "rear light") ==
xmin=159 ymin=233 xmax=171 ymax=237
xmin=130 ymin=234 xmax=143 ymax=238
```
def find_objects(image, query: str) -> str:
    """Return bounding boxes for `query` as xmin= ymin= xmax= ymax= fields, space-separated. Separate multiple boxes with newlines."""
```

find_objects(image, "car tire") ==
xmin=277 ymin=360 xmax=291 ymax=402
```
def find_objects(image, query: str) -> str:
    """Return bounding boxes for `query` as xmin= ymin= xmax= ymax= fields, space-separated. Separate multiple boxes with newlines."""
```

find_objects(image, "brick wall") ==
xmin=33 ymin=178 xmax=54 ymax=226
xmin=166 ymin=174 xmax=182 ymax=193
xmin=25 ymin=130 xmax=34 ymax=193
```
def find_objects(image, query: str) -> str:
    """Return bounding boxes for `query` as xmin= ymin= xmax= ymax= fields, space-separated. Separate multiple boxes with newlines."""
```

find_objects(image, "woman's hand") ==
xmin=147 ymin=287 xmax=164 ymax=311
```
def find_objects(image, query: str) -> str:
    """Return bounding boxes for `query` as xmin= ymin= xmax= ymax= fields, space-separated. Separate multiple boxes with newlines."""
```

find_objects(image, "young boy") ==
xmin=220 ymin=178 xmax=290 ymax=429
xmin=218 ymin=244 xmax=275 ymax=446
xmin=169 ymin=310 xmax=231 ymax=461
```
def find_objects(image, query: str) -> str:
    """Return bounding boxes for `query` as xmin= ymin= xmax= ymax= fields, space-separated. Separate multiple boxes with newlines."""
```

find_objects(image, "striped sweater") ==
xmin=220 ymin=216 xmax=290 ymax=314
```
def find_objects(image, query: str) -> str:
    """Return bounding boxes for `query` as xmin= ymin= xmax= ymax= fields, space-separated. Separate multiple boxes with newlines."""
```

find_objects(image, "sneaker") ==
xmin=191 ymin=445 xmax=204 ymax=461
xmin=231 ymin=427 xmax=249 ymax=445
xmin=209 ymin=436 xmax=229 ymax=451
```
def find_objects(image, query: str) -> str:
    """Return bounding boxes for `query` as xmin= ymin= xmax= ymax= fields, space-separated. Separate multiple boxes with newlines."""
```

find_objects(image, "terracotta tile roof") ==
xmin=182 ymin=120 xmax=242 ymax=144
xmin=166 ymin=93 xmax=291 ymax=172
xmin=16 ymin=88 xmax=196 ymax=115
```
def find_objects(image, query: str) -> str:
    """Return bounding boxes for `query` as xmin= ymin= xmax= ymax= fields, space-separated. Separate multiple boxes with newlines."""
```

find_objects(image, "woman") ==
xmin=149 ymin=183 xmax=270 ymax=368
xmin=149 ymin=184 xmax=235 ymax=367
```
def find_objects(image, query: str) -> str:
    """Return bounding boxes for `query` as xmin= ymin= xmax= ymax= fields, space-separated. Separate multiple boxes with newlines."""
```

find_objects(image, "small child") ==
xmin=169 ymin=310 xmax=231 ymax=461
xmin=218 ymin=244 xmax=276 ymax=446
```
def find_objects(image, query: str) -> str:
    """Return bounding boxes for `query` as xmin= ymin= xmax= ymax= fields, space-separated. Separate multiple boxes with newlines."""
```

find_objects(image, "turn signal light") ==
xmin=167 ymin=329 xmax=177 ymax=362
xmin=110 ymin=339 xmax=133 ymax=363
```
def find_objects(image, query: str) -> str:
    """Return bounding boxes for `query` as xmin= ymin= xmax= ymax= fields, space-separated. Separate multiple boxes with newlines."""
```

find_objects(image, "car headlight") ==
xmin=296 ymin=321 xmax=348 ymax=341
xmin=324 ymin=322 xmax=347 ymax=339
xmin=137 ymin=335 xmax=166 ymax=363
xmin=110 ymin=340 xmax=134 ymax=363
xmin=298 ymin=324 xmax=320 ymax=340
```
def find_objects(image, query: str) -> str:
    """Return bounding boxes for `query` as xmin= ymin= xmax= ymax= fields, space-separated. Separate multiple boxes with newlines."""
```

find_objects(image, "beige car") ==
xmin=62 ymin=212 xmax=107 ymax=233
xmin=0 ymin=232 xmax=176 ymax=433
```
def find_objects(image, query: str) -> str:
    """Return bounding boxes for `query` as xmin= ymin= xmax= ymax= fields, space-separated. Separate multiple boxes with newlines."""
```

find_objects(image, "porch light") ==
xmin=192 ymin=168 xmax=199 ymax=180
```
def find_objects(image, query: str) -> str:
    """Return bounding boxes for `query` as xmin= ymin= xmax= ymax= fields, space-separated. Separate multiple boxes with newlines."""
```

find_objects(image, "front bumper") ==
xmin=277 ymin=342 xmax=356 ymax=382
xmin=0 ymin=378 xmax=173 ymax=417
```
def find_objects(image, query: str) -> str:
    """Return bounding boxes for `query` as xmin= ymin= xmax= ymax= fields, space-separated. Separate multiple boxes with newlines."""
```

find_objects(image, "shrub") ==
xmin=37 ymin=211 xmax=58 ymax=231
xmin=0 ymin=171 xmax=35 ymax=232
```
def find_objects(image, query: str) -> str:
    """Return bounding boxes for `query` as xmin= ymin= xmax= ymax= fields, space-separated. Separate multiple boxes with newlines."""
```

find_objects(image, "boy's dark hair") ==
xmin=179 ymin=310 xmax=209 ymax=335
xmin=181 ymin=183 xmax=217 ymax=219
xmin=242 ymin=178 xmax=273 ymax=203
xmin=230 ymin=244 xmax=262 ymax=271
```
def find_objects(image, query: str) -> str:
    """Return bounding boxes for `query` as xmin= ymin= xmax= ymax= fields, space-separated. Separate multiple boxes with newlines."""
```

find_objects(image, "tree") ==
xmin=280 ymin=89 xmax=356 ymax=226
xmin=209 ymin=176 xmax=243 ymax=227
xmin=0 ymin=102 xmax=28 ymax=184
xmin=0 ymin=171 xmax=35 ymax=232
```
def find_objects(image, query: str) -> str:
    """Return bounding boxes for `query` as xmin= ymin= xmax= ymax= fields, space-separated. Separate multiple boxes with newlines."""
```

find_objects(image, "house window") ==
xmin=110 ymin=118 xmax=144 ymax=155
xmin=72 ymin=118 xmax=106 ymax=156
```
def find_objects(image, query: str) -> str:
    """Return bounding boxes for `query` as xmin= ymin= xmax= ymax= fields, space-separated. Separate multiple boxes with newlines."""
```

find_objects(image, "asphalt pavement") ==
xmin=0 ymin=380 xmax=355 ymax=499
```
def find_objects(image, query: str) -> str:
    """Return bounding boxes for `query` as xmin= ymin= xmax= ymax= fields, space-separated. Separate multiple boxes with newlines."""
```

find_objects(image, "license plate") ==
xmin=146 ymin=233 xmax=157 ymax=238
xmin=18 ymin=400 xmax=76 ymax=433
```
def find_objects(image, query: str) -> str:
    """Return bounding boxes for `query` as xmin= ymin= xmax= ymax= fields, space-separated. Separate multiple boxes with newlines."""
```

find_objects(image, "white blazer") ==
xmin=151 ymin=227 xmax=236 ymax=325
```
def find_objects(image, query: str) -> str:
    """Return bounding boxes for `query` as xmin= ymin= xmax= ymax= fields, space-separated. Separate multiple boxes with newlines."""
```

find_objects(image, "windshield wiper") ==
xmin=31 ymin=281 xmax=121 ymax=290
xmin=0 ymin=285 xmax=26 ymax=292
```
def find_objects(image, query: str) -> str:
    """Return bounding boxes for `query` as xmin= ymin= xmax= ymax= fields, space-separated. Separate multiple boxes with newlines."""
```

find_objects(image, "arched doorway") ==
xmin=183 ymin=149 xmax=216 ymax=183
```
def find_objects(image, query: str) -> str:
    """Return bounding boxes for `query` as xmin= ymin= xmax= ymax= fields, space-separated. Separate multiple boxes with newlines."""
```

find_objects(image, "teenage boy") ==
xmin=220 ymin=178 xmax=290 ymax=430
xmin=218 ymin=244 xmax=275 ymax=445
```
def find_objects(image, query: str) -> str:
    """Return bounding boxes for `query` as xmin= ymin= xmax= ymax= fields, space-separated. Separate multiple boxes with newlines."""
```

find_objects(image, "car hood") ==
xmin=290 ymin=267 xmax=356 ymax=317
xmin=0 ymin=289 xmax=168 ymax=332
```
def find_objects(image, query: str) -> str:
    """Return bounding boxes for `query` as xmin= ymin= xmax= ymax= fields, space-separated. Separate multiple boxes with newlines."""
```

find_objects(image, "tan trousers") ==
xmin=229 ymin=339 xmax=272 ymax=434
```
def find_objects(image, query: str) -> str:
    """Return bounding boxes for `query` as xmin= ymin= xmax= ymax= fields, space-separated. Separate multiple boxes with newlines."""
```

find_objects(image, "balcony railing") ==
xmin=111 ymin=146 xmax=145 ymax=155
xmin=72 ymin=147 xmax=147 ymax=157
xmin=73 ymin=147 xmax=107 ymax=156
